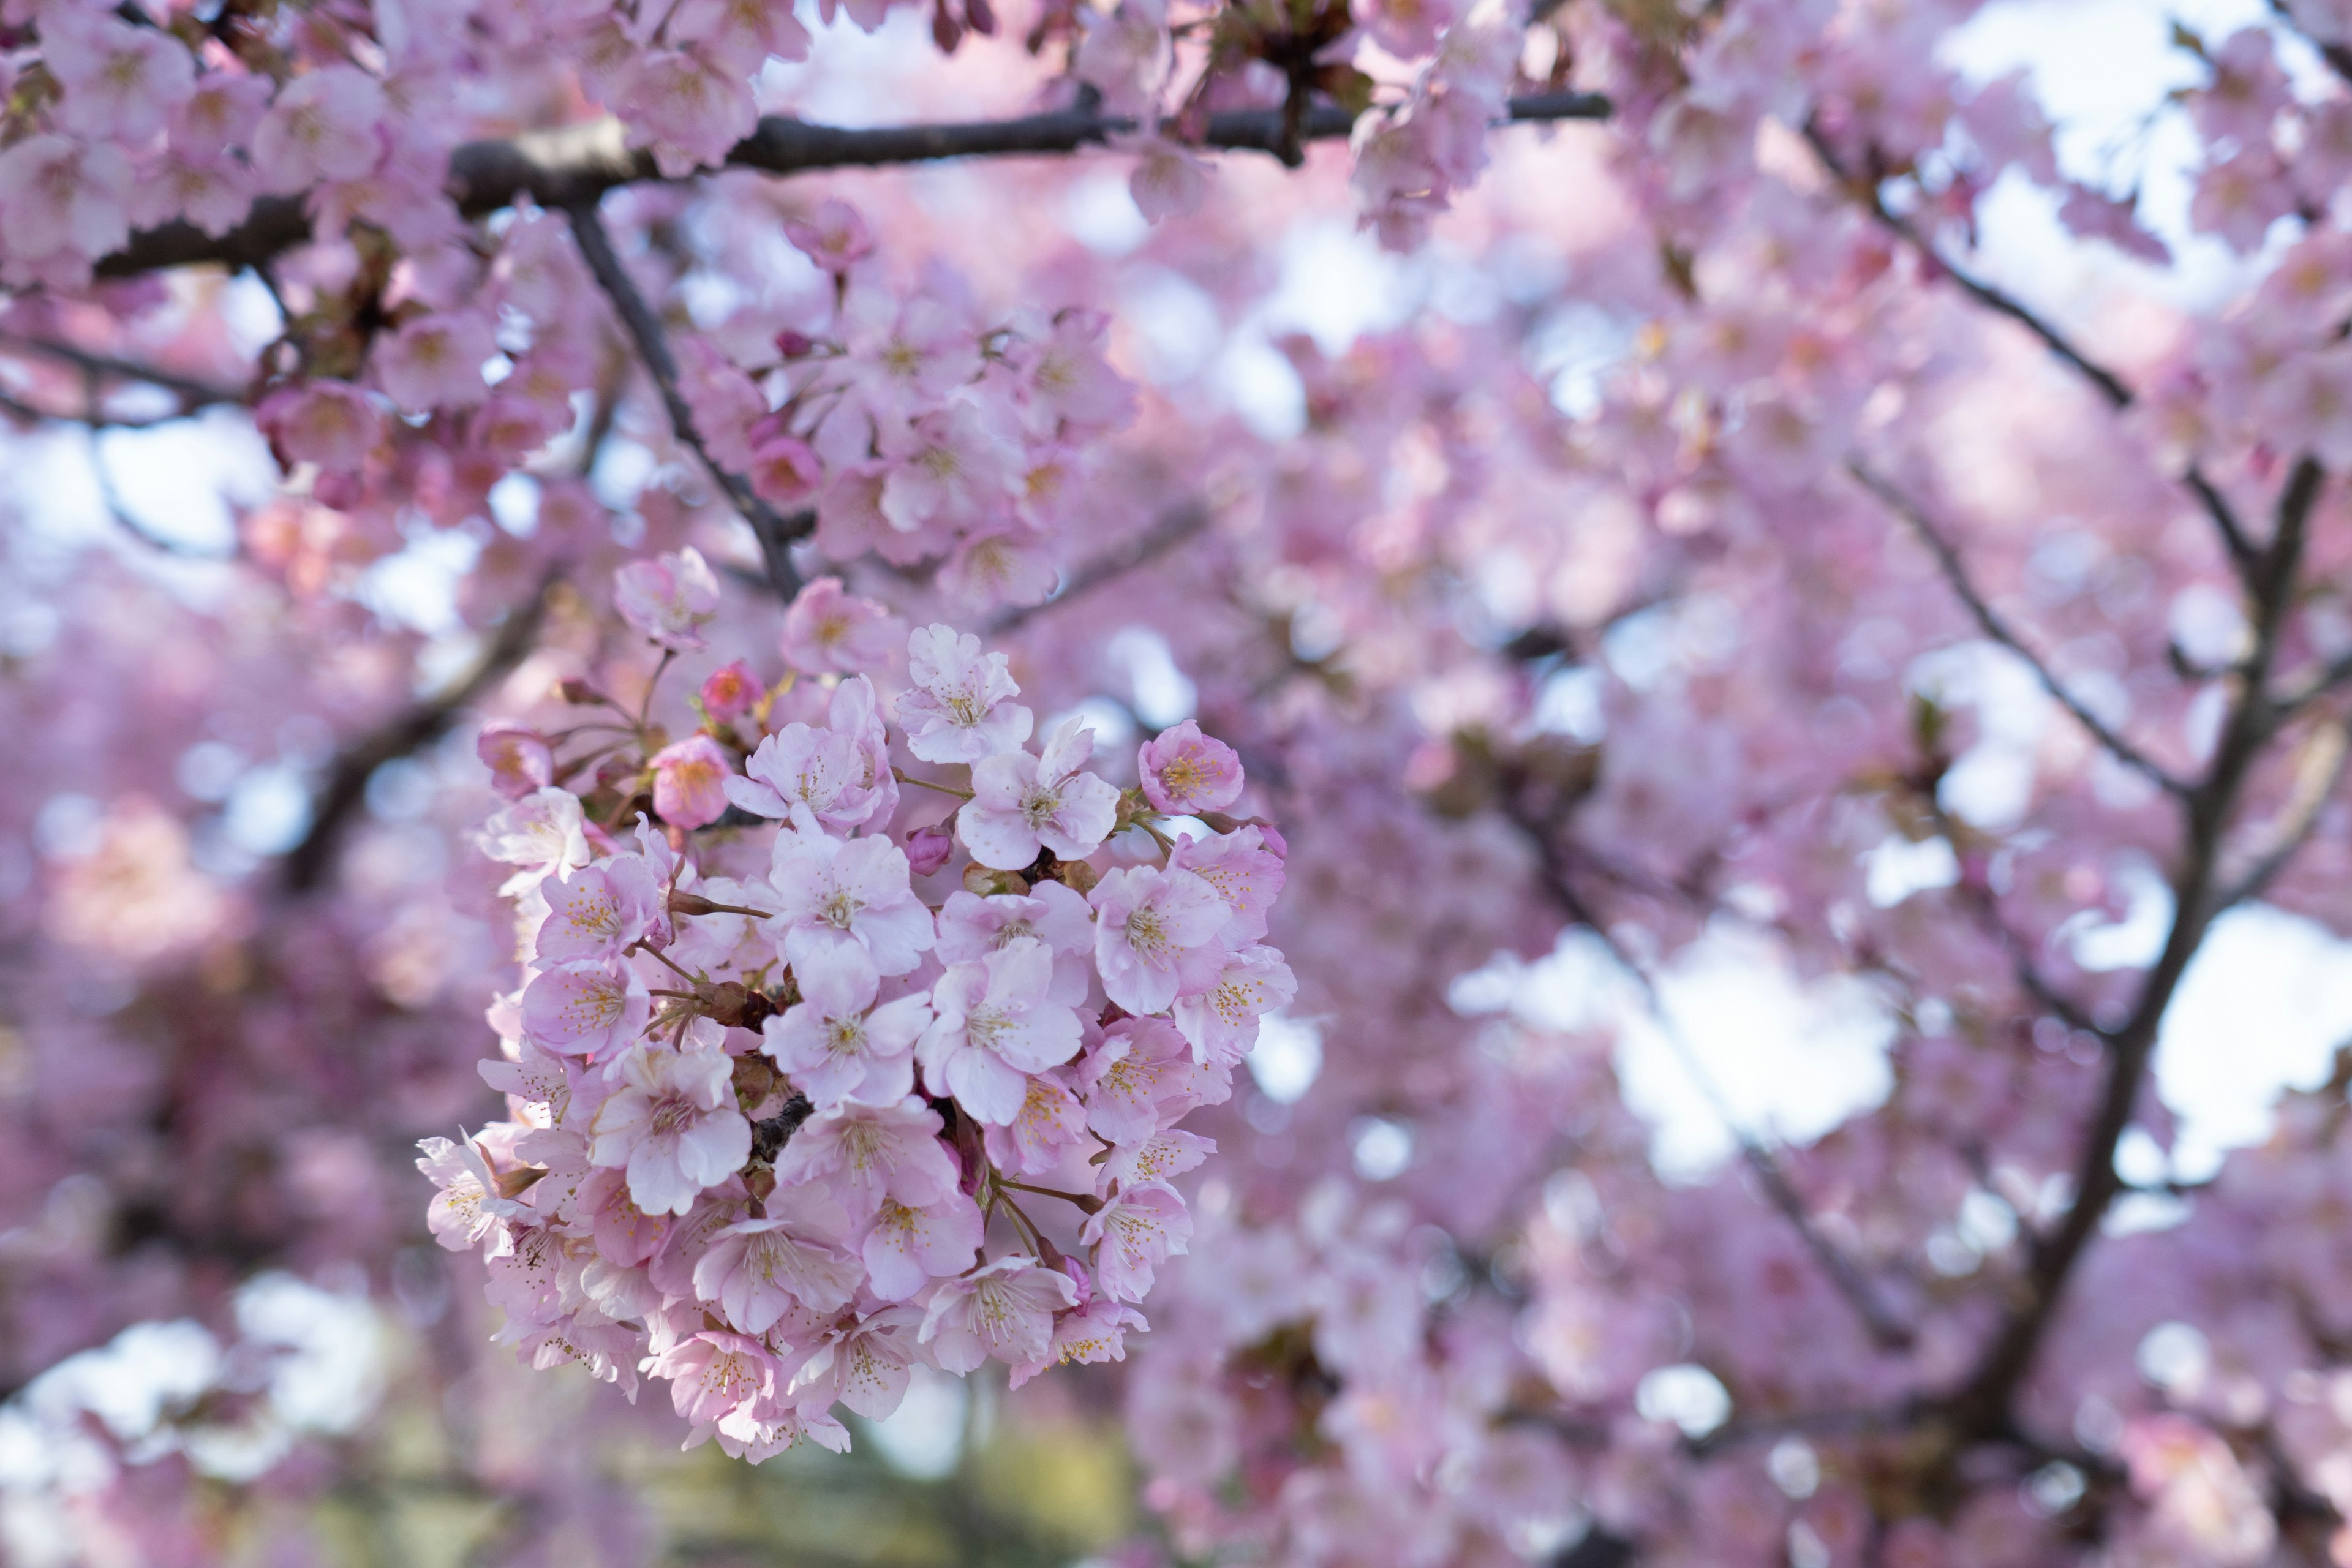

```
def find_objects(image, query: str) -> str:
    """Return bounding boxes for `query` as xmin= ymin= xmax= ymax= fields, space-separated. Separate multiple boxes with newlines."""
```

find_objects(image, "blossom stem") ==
xmin=892 ymin=767 xmax=975 ymax=800
xmin=998 ymin=1177 xmax=1104 ymax=1215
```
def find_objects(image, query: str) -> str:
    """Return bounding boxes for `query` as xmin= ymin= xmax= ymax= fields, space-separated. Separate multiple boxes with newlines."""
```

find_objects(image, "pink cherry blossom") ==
xmin=251 ymin=67 xmax=386 ymax=189
xmin=374 ymin=311 xmax=498 ymax=412
xmin=692 ymin=1190 xmax=862 ymax=1329
xmin=587 ymin=1040 xmax=751 ymax=1216
xmin=763 ymin=829 xmax=934 ymax=977
xmin=860 ymin=1191 xmax=985 ymax=1300
xmin=521 ymin=959 xmax=652 ymax=1064
xmin=780 ymin=578 xmax=902 ymax=674
xmin=772 ymin=1096 xmax=960 ymax=1223
xmin=783 ymin=198 xmax=875 ymax=273
xmin=896 ymin=623 xmax=1033 ymax=764
xmin=916 ymin=938 xmax=1085 ymax=1124
xmin=918 ymin=1256 xmax=1079 ymax=1372
xmin=476 ymin=721 xmax=554 ymax=801
xmin=534 ymin=858 xmax=665 ymax=963
xmin=1080 ymin=1182 xmax=1190 ymax=1302
xmin=614 ymin=548 xmax=723 ymax=652
xmin=761 ymin=942 xmax=932 ymax=1109
xmin=1137 ymin=720 xmax=1245 ymax=815
xmin=1088 ymin=864 xmax=1229 ymax=1014
xmin=960 ymin=718 xmax=1121 ymax=870
xmin=650 ymin=734 xmax=733 ymax=830
xmin=699 ymin=660 xmax=763 ymax=722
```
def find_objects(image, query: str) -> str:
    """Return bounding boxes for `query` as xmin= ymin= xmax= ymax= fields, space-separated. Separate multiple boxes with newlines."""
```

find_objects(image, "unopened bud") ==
xmin=774 ymin=329 xmax=815 ymax=360
xmin=744 ymin=1164 xmax=777 ymax=1202
xmin=557 ymin=677 xmax=600 ymax=705
xmin=906 ymin=823 xmax=954 ymax=877
xmin=731 ymin=1053 xmax=778 ymax=1102
xmin=1054 ymin=858 xmax=1099 ymax=894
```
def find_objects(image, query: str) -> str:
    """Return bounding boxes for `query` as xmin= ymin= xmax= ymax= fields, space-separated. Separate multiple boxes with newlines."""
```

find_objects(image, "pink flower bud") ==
xmin=748 ymin=434 xmax=822 ymax=506
xmin=1257 ymin=823 xmax=1288 ymax=860
xmin=650 ymin=734 xmax=732 ymax=831
xmin=477 ymin=720 xmax=552 ymax=801
xmin=782 ymin=198 xmax=873 ymax=274
xmin=905 ymin=823 xmax=954 ymax=876
xmin=699 ymin=660 xmax=761 ymax=722
xmin=774 ymin=328 xmax=815 ymax=359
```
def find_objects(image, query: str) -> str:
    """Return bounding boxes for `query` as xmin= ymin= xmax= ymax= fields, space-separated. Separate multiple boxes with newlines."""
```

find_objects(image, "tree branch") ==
xmin=282 ymin=576 xmax=557 ymax=892
xmin=1940 ymin=456 xmax=2326 ymax=1442
xmin=1508 ymin=797 xmax=1917 ymax=1354
xmin=562 ymin=202 xmax=814 ymax=600
xmin=1806 ymin=125 xmax=2257 ymax=572
xmin=985 ymin=500 xmax=1214 ymax=636
xmin=0 ymin=331 xmax=246 ymax=409
xmin=96 ymin=92 xmax=1612 ymax=280
xmin=1850 ymin=461 xmax=2192 ymax=797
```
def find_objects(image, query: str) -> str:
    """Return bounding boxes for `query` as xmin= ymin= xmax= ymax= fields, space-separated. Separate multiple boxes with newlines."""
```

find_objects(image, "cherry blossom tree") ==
xmin=4 ymin=0 xmax=2352 ymax=1563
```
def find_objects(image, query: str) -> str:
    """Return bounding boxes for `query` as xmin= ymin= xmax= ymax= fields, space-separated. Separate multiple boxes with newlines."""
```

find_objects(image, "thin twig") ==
xmin=1939 ymin=456 xmax=2326 ymax=1442
xmin=1513 ymin=807 xmax=1918 ymax=1353
xmin=1806 ymin=124 xmax=2257 ymax=573
xmin=562 ymin=202 xmax=814 ymax=599
xmin=96 ymin=92 xmax=1613 ymax=278
xmin=0 ymin=331 xmax=245 ymax=409
xmin=2214 ymin=718 xmax=2350 ymax=913
xmin=1850 ymin=461 xmax=2191 ymax=797
xmin=986 ymin=500 xmax=1215 ymax=636
xmin=282 ymin=575 xmax=558 ymax=891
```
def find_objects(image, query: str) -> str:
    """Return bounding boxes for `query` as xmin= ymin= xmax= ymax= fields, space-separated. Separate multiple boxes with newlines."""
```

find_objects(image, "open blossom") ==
xmin=587 ymin=1039 xmax=751 ymax=1216
xmin=1074 ymin=1016 xmax=1224 ymax=1145
xmin=781 ymin=578 xmax=902 ymax=674
xmin=1167 ymin=826 xmax=1285 ymax=942
xmin=1172 ymin=944 xmax=1297 ymax=1065
xmin=772 ymin=1095 xmax=960 ymax=1220
xmin=652 ymin=734 xmax=733 ymax=830
xmin=933 ymin=883 xmax=1095 ymax=1005
xmin=960 ymin=718 xmax=1121 ymax=870
xmin=917 ymin=938 xmax=1085 ymax=1124
xmin=726 ymin=677 xmax=896 ymax=832
xmin=522 ymin=959 xmax=652 ymax=1064
xmin=479 ymin=787 xmax=592 ymax=895
xmin=258 ymin=380 xmax=383 ymax=471
xmin=0 ymin=135 xmax=133 ymax=265
xmin=764 ymin=830 xmax=933 ymax=976
xmin=1128 ymin=137 xmax=1212 ymax=224
xmin=896 ymin=624 xmax=1033 ymax=763
xmin=1137 ymin=720 xmax=1245 ymax=815
xmin=1013 ymin=1292 xmax=1148 ymax=1387
xmin=789 ymin=1307 xmax=922 ymax=1420
xmin=861 ymin=1191 xmax=986 ymax=1300
xmin=919 ymin=1256 xmax=1079 ymax=1372
xmin=43 ymin=14 xmax=196 ymax=142
xmin=616 ymin=548 xmax=723 ymax=651
xmin=692 ymin=1189 xmax=862 ymax=1329
xmin=374 ymin=311 xmax=497 ymax=412
xmin=535 ymin=858 xmax=665 ymax=963
xmin=1090 ymin=865 xmax=1229 ymax=1014
xmin=761 ymin=943 xmax=932 ymax=1109
xmin=1080 ymin=1182 xmax=1191 ymax=1302
xmin=477 ymin=722 xmax=554 ymax=801
xmin=669 ymin=0 xmax=815 ymax=74
xmin=417 ymin=1135 xmax=529 ymax=1252
xmin=252 ymin=67 xmax=386 ymax=189
xmin=982 ymin=1069 xmax=1090 ymax=1177
xmin=649 ymin=1331 xmax=782 ymax=1431
xmin=622 ymin=48 xmax=759 ymax=178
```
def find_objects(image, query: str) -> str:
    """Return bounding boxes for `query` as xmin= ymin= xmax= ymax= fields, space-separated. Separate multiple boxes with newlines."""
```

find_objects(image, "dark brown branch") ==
xmin=1940 ymin=456 xmax=2326 ymax=1442
xmin=281 ymin=576 xmax=557 ymax=892
xmin=1850 ymin=462 xmax=2191 ymax=797
xmin=96 ymin=92 xmax=1612 ymax=280
xmin=986 ymin=500 xmax=1214 ymax=636
xmin=1807 ymin=125 xmax=2256 ymax=572
xmin=562 ymin=202 xmax=814 ymax=600
xmin=0 ymin=331 xmax=246 ymax=409
xmin=1511 ymin=802 xmax=1918 ymax=1354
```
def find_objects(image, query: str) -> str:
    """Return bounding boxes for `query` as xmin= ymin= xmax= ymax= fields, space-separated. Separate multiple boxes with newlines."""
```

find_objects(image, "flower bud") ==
xmin=906 ymin=823 xmax=955 ymax=876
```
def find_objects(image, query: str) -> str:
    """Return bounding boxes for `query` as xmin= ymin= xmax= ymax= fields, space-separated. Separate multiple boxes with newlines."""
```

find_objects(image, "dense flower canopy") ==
xmin=6 ymin=0 xmax=2352 ymax=1563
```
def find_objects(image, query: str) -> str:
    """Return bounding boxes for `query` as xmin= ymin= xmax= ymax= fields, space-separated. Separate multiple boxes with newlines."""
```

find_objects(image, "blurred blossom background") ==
xmin=12 ymin=0 xmax=2352 ymax=1562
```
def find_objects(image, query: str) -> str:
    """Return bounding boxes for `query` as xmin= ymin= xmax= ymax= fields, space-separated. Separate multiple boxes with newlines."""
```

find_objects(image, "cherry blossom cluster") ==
xmin=421 ymin=551 xmax=1291 ymax=1457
